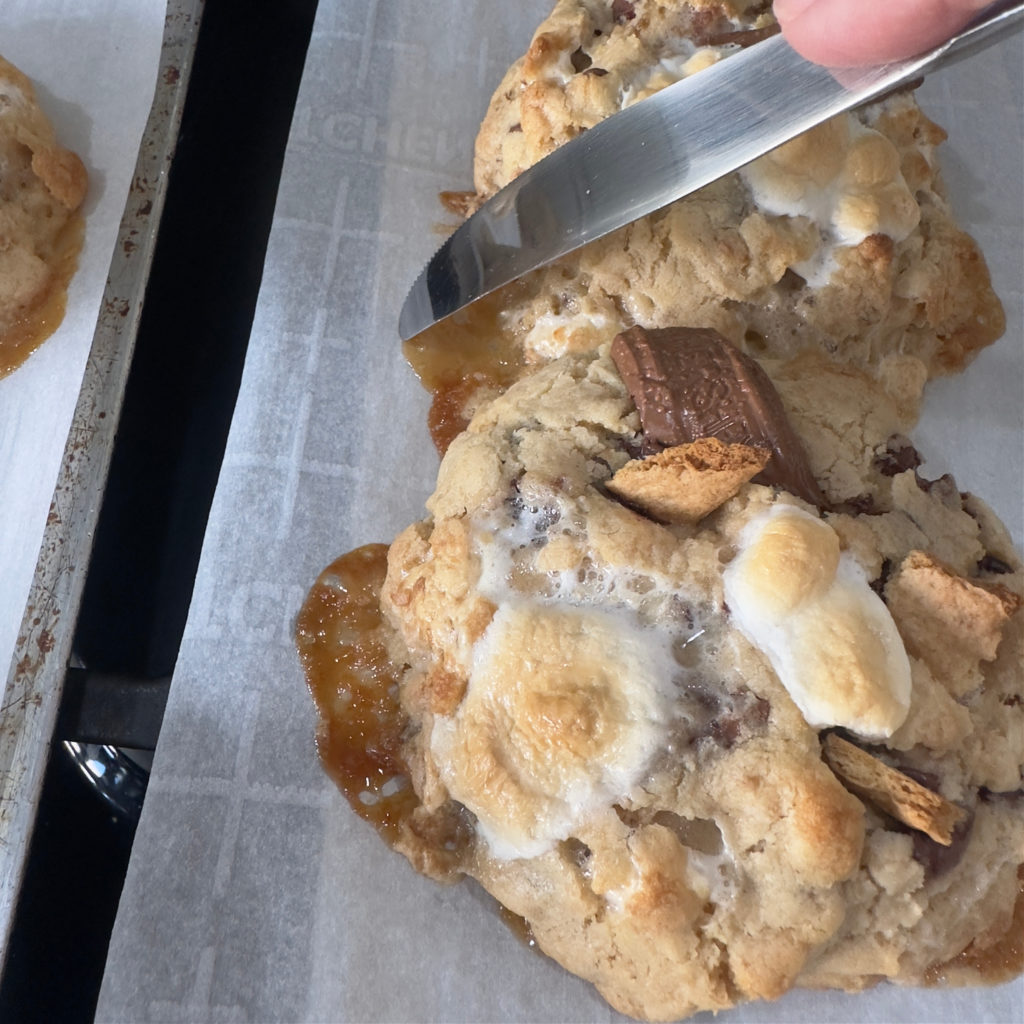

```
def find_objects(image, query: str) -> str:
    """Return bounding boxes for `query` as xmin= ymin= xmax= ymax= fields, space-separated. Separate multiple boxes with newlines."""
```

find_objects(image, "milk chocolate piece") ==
xmin=611 ymin=326 xmax=824 ymax=507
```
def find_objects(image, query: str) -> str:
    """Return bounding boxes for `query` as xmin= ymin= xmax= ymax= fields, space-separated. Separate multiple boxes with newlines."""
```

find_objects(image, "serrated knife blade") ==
xmin=399 ymin=2 xmax=1022 ymax=341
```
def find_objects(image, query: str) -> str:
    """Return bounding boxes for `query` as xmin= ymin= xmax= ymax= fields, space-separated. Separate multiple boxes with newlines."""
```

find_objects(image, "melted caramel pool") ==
xmin=403 ymin=286 xmax=526 ymax=453
xmin=295 ymin=544 xmax=417 ymax=841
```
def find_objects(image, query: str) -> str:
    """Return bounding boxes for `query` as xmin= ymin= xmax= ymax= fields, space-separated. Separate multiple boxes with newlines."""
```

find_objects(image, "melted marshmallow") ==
xmin=723 ymin=504 xmax=911 ymax=739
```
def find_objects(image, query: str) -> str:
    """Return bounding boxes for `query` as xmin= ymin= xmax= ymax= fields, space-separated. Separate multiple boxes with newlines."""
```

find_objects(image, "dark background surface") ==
xmin=0 ymin=1 xmax=319 ymax=1019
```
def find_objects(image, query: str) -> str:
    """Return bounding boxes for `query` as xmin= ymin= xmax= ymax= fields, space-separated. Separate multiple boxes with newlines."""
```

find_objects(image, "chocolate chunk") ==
xmin=709 ymin=695 xmax=770 ymax=749
xmin=837 ymin=494 xmax=880 ymax=516
xmin=875 ymin=435 xmax=922 ymax=477
xmin=915 ymin=471 xmax=961 ymax=505
xmin=978 ymin=554 xmax=1014 ymax=575
xmin=870 ymin=558 xmax=894 ymax=598
xmin=570 ymin=48 xmax=592 ymax=73
xmin=910 ymin=807 xmax=974 ymax=879
xmin=900 ymin=765 xmax=942 ymax=792
xmin=675 ymin=680 xmax=770 ymax=751
xmin=611 ymin=326 xmax=824 ymax=507
xmin=611 ymin=0 xmax=636 ymax=24
xmin=980 ymin=786 xmax=1024 ymax=800
xmin=695 ymin=24 xmax=781 ymax=48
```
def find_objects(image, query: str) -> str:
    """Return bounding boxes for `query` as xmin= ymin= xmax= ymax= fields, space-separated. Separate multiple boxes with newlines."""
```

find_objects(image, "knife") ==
xmin=399 ymin=1 xmax=1022 ymax=341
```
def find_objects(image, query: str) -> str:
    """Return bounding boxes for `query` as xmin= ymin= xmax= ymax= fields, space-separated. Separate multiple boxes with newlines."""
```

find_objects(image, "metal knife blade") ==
xmin=399 ymin=1 xmax=1022 ymax=341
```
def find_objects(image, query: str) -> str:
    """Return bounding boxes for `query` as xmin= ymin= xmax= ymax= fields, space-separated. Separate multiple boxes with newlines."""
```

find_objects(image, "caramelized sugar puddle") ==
xmin=403 ymin=284 xmax=527 ymax=454
xmin=296 ymin=544 xmax=474 ymax=875
xmin=0 ymin=213 xmax=85 ymax=379
xmin=295 ymin=544 xmax=418 ymax=841
xmin=296 ymin=545 xmax=534 ymax=945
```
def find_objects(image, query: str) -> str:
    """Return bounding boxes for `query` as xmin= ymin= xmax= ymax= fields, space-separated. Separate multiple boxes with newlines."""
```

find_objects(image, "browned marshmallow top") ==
xmin=610 ymin=326 xmax=824 ymax=506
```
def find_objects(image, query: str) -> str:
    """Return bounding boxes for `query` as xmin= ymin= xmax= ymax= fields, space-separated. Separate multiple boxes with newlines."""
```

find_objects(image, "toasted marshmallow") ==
xmin=723 ymin=505 xmax=911 ymax=739
xmin=741 ymin=115 xmax=920 ymax=285
xmin=521 ymin=308 xmax=616 ymax=361
xmin=431 ymin=602 xmax=677 ymax=860
xmin=620 ymin=45 xmax=729 ymax=106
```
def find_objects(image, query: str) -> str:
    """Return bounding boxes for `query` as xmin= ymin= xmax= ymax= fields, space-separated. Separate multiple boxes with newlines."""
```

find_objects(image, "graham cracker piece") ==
xmin=823 ymin=733 xmax=966 ymax=845
xmin=606 ymin=438 xmax=769 ymax=524
xmin=884 ymin=550 xmax=1022 ymax=697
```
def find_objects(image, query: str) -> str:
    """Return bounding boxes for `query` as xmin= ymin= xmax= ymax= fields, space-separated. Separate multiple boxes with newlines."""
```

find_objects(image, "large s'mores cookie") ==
xmin=298 ymin=328 xmax=1023 ymax=1021
xmin=410 ymin=0 xmax=1004 ymax=447
xmin=0 ymin=55 xmax=88 ymax=378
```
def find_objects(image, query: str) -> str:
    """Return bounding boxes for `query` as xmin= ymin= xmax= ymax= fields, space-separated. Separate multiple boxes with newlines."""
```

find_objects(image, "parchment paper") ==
xmin=0 ymin=1 xmax=167 ymax=702
xmin=98 ymin=3 xmax=1024 ymax=1021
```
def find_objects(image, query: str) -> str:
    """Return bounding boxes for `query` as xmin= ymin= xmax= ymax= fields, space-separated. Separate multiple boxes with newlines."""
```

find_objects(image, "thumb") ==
xmin=775 ymin=0 xmax=992 ymax=67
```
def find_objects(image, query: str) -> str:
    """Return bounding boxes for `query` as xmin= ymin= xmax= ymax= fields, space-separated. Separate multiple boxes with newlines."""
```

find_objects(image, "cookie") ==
xmin=298 ymin=337 xmax=1024 ymax=1021
xmin=0 ymin=54 xmax=88 ymax=377
xmin=408 ymin=0 xmax=1003 ymax=446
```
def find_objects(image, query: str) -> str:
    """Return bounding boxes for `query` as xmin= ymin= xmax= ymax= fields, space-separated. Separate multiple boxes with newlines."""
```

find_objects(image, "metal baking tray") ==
xmin=0 ymin=0 xmax=203 ymax=961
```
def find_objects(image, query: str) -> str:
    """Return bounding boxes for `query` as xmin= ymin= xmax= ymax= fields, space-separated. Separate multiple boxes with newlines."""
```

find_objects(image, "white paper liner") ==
xmin=0 ymin=1 xmax=167 ymax=701
xmin=98 ymin=3 xmax=1023 ymax=1021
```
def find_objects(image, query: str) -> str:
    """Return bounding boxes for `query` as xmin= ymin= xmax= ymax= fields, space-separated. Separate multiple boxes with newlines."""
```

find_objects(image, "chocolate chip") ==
xmin=777 ymin=268 xmax=807 ymax=291
xmin=875 ymin=435 xmax=922 ymax=476
xmin=695 ymin=24 xmax=780 ymax=48
xmin=570 ymin=48 xmax=592 ymax=73
xmin=838 ymin=494 xmax=880 ymax=516
xmin=695 ymin=688 xmax=769 ymax=750
xmin=980 ymin=785 xmax=1024 ymax=800
xmin=978 ymin=554 xmax=1014 ymax=575
xmin=611 ymin=0 xmax=636 ymax=24
xmin=915 ymin=472 xmax=961 ymax=505
xmin=909 ymin=807 xmax=974 ymax=879
xmin=900 ymin=766 xmax=942 ymax=792
xmin=561 ymin=837 xmax=593 ymax=872
xmin=870 ymin=558 xmax=894 ymax=597
xmin=622 ymin=434 xmax=645 ymax=460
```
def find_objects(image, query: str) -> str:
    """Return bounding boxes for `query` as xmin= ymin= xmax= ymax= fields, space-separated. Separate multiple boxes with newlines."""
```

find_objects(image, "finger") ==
xmin=775 ymin=0 xmax=991 ymax=66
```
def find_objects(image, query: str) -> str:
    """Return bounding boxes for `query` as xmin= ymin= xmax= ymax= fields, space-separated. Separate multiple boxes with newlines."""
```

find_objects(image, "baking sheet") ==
xmin=98 ymin=3 xmax=1024 ymax=1021
xmin=0 ymin=0 xmax=168 ymax=704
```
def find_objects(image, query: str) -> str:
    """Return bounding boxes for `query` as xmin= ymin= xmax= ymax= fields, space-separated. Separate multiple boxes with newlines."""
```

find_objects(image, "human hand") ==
xmin=775 ymin=0 xmax=993 ymax=66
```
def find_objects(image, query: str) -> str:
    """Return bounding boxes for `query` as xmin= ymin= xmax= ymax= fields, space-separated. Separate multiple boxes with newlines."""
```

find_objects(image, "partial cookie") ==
xmin=408 ymin=0 xmax=1003 ymax=445
xmin=299 ymin=340 xmax=1024 ymax=1021
xmin=0 ymin=55 xmax=88 ymax=377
